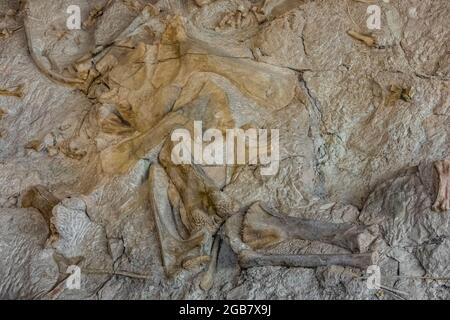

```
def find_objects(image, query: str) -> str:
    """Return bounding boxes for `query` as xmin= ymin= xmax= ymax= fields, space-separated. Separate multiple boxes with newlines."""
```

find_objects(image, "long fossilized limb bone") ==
xmin=150 ymin=159 xmax=376 ymax=285
xmin=239 ymin=251 xmax=376 ymax=270
xmin=149 ymin=163 xmax=208 ymax=276
xmin=432 ymin=159 xmax=450 ymax=212
xmin=199 ymin=236 xmax=221 ymax=291
xmin=243 ymin=202 xmax=374 ymax=253
xmin=223 ymin=203 xmax=376 ymax=270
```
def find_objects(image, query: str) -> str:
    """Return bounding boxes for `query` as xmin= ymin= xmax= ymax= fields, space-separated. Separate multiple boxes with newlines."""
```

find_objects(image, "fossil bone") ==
xmin=0 ymin=108 xmax=6 ymax=120
xmin=20 ymin=185 xmax=60 ymax=225
xmin=199 ymin=235 xmax=221 ymax=290
xmin=239 ymin=250 xmax=376 ymax=269
xmin=389 ymin=85 xmax=415 ymax=104
xmin=149 ymin=163 xmax=218 ymax=276
xmin=21 ymin=2 xmax=380 ymax=291
xmin=194 ymin=0 xmax=215 ymax=7
xmin=92 ymin=7 xmax=377 ymax=282
xmin=347 ymin=30 xmax=376 ymax=47
xmin=224 ymin=203 xmax=376 ymax=271
xmin=432 ymin=159 xmax=450 ymax=212
xmin=150 ymin=160 xmax=376 ymax=283
xmin=0 ymin=85 xmax=23 ymax=98
xmin=149 ymin=137 xmax=242 ymax=276
xmin=242 ymin=202 xmax=374 ymax=253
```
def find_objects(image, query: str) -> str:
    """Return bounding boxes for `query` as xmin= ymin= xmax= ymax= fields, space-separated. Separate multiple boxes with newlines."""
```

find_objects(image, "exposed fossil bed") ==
xmin=0 ymin=0 xmax=449 ymax=300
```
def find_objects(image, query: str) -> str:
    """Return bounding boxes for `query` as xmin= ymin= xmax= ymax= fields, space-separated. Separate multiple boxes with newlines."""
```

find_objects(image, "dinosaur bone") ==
xmin=194 ymin=0 xmax=215 ymax=7
xmin=239 ymin=250 xmax=376 ymax=270
xmin=22 ymin=2 xmax=379 ymax=290
xmin=242 ymin=202 xmax=374 ymax=253
xmin=149 ymin=164 xmax=210 ymax=276
xmin=224 ymin=203 xmax=376 ymax=271
xmin=199 ymin=236 xmax=221 ymax=290
xmin=432 ymin=159 xmax=450 ymax=212
xmin=151 ymin=160 xmax=377 ymax=285
xmin=20 ymin=185 xmax=60 ymax=226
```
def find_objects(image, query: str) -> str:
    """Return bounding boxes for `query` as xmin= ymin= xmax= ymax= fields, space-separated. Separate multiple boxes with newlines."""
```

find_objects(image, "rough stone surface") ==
xmin=0 ymin=0 xmax=449 ymax=300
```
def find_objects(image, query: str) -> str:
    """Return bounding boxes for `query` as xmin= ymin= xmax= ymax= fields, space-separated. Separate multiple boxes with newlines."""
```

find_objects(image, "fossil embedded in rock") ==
xmin=238 ymin=250 xmax=376 ymax=270
xmin=389 ymin=85 xmax=415 ymax=103
xmin=20 ymin=185 xmax=60 ymax=240
xmin=24 ymin=139 xmax=44 ymax=152
xmin=83 ymin=2 xmax=113 ymax=29
xmin=225 ymin=203 xmax=377 ymax=271
xmin=0 ymin=26 xmax=22 ymax=40
xmin=347 ymin=30 xmax=376 ymax=47
xmin=21 ymin=3 xmax=377 ymax=289
xmin=242 ymin=202 xmax=375 ymax=253
xmin=194 ymin=0 xmax=215 ymax=7
xmin=432 ymin=160 xmax=450 ymax=212
xmin=0 ymin=85 xmax=23 ymax=98
xmin=400 ymin=86 xmax=415 ymax=102
xmin=8 ymin=0 xmax=448 ymax=300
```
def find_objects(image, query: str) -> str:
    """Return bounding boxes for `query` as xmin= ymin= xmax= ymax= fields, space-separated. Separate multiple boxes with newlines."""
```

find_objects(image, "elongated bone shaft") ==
xmin=149 ymin=164 xmax=207 ymax=276
xmin=244 ymin=203 xmax=372 ymax=252
xmin=200 ymin=236 xmax=221 ymax=290
xmin=0 ymin=86 xmax=23 ymax=98
xmin=239 ymin=250 xmax=376 ymax=270
xmin=432 ymin=160 xmax=450 ymax=212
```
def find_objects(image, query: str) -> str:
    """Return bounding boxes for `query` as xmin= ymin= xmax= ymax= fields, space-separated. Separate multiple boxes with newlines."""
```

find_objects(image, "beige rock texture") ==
xmin=0 ymin=0 xmax=449 ymax=300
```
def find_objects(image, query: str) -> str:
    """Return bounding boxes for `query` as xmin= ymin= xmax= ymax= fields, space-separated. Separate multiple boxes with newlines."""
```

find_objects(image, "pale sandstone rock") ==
xmin=0 ymin=0 xmax=449 ymax=300
xmin=0 ymin=208 xmax=59 ymax=299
